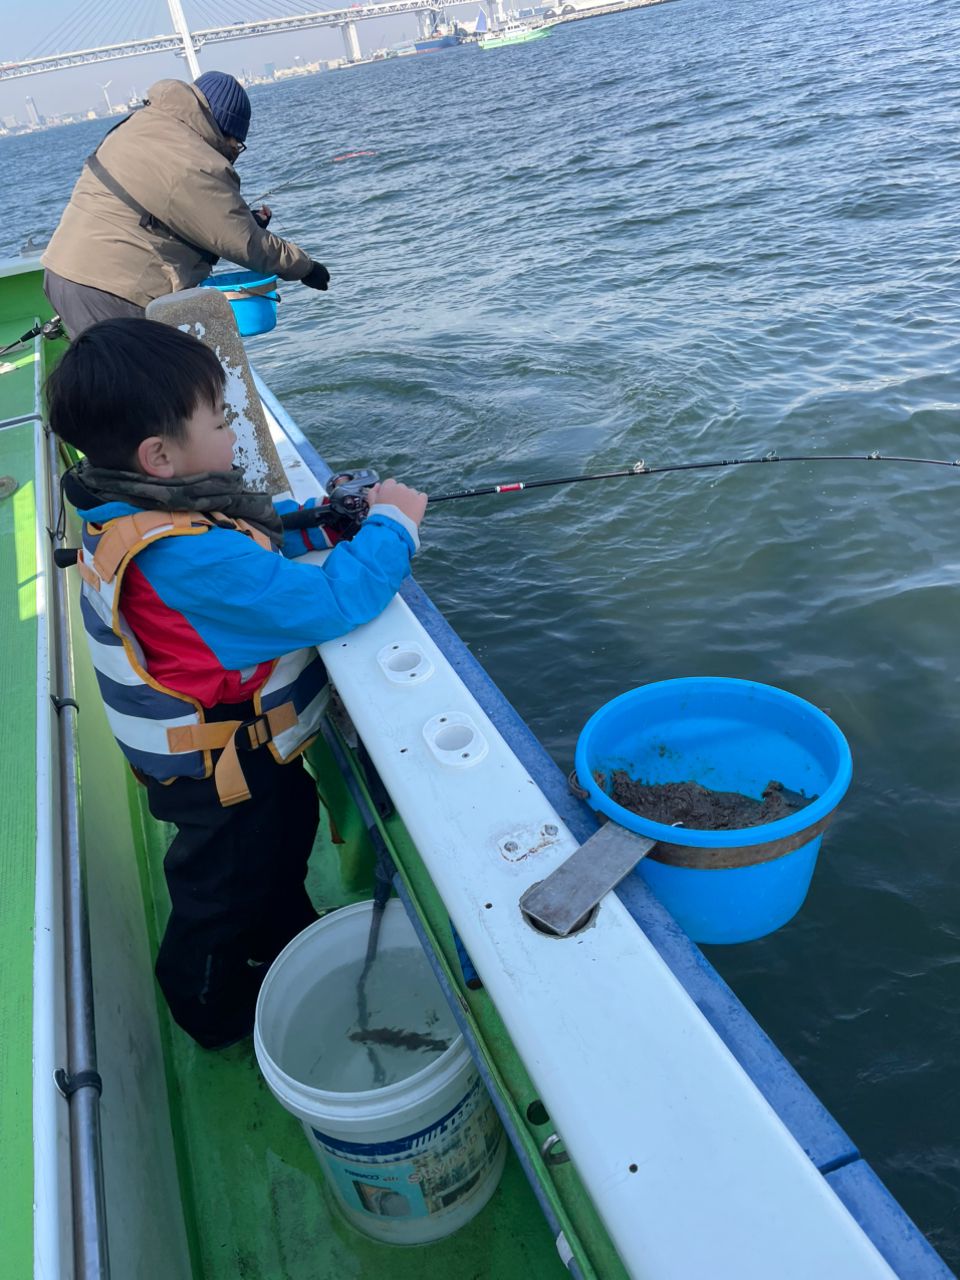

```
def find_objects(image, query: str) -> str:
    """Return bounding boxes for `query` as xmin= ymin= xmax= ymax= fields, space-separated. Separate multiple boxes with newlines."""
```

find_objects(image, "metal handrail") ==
xmin=44 ymin=420 xmax=111 ymax=1279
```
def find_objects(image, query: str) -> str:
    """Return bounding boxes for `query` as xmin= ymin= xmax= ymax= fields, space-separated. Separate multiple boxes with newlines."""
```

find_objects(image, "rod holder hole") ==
xmin=377 ymin=641 xmax=434 ymax=686
xmin=526 ymin=1100 xmax=550 ymax=1126
xmin=435 ymin=724 xmax=474 ymax=752
xmin=522 ymin=902 xmax=598 ymax=938
xmin=388 ymin=651 xmax=420 ymax=672
xmin=423 ymin=712 xmax=489 ymax=768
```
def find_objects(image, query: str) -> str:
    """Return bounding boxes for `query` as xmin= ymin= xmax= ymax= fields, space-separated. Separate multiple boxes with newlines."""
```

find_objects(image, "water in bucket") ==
xmin=255 ymin=901 xmax=507 ymax=1244
xmin=281 ymin=948 xmax=459 ymax=1092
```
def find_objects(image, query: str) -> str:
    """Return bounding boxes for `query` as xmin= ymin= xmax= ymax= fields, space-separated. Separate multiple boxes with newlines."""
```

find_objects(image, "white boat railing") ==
xmin=261 ymin=401 xmax=899 ymax=1280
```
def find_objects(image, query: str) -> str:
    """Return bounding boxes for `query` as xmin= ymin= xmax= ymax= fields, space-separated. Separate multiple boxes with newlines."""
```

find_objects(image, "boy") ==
xmin=46 ymin=318 xmax=427 ymax=1049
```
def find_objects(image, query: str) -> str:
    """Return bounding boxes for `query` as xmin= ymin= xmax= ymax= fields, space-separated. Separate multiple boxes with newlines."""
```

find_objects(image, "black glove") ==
xmin=252 ymin=206 xmax=272 ymax=229
xmin=302 ymin=261 xmax=330 ymax=292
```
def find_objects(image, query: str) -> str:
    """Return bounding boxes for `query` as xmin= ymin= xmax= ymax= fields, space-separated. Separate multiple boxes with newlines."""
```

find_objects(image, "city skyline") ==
xmin=1 ymin=56 xmax=344 ymax=132
xmin=0 ymin=0 xmax=469 ymax=119
xmin=0 ymin=45 xmax=419 ymax=135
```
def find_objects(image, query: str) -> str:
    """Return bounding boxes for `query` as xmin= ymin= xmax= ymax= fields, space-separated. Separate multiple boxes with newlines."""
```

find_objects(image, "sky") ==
xmin=0 ymin=0 xmax=474 ymax=119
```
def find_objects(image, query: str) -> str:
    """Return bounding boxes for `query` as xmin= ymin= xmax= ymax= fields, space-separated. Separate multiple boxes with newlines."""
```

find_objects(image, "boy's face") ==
xmin=164 ymin=395 xmax=236 ymax=476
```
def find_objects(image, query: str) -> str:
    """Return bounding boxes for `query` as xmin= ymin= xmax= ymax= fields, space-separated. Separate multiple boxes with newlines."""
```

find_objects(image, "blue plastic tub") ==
xmin=574 ymin=678 xmax=852 ymax=944
xmin=200 ymin=270 xmax=279 ymax=336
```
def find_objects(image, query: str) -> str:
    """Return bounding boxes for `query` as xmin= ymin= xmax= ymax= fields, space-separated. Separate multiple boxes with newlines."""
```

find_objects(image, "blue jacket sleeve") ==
xmin=134 ymin=511 xmax=416 ymax=670
xmin=274 ymin=496 xmax=341 ymax=558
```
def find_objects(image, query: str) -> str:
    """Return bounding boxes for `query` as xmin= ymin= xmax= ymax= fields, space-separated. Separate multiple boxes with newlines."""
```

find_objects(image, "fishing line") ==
xmin=426 ymin=451 xmax=960 ymax=505
xmin=253 ymin=153 xmax=378 ymax=204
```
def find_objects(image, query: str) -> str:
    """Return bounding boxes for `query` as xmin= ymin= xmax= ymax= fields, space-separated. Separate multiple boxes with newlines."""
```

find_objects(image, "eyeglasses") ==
xmin=233 ymin=141 xmax=247 ymax=155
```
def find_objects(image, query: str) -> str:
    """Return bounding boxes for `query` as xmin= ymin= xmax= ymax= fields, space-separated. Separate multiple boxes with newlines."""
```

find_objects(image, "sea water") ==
xmin=279 ymin=947 xmax=459 ymax=1093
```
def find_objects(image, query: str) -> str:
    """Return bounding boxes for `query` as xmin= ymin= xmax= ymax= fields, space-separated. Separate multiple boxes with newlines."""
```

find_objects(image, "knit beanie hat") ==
xmin=195 ymin=71 xmax=251 ymax=143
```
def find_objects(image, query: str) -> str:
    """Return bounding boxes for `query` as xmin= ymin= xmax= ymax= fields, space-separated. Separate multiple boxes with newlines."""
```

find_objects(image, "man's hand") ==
xmin=252 ymin=204 xmax=272 ymax=228
xmin=367 ymin=479 xmax=427 ymax=528
xmin=302 ymin=261 xmax=331 ymax=292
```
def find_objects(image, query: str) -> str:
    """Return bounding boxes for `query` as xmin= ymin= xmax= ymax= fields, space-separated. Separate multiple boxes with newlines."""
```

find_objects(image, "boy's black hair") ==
xmin=45 ymin=317 xmax=226 ymax=470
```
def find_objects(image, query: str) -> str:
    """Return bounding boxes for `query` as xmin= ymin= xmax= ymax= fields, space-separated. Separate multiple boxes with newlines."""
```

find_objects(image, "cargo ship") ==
xmin=414 ymin=28 xmax=461 ymax=51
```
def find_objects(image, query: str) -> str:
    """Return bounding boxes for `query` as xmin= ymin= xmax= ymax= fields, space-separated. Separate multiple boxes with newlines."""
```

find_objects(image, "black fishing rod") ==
xmin=279 ymin=451 xmax=960 ymax=532
xmin=49 ymin=451 xmax=960 ymax=568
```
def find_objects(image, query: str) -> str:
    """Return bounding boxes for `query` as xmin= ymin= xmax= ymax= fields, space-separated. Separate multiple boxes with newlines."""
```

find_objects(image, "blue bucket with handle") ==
xmin=574 ymin=678 xmax=852 ymax=944
xmin=200 ymin=269 xmax=280 ymax=336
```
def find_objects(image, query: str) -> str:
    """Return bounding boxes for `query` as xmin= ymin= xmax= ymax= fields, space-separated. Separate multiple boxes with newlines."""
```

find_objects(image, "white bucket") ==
xmin=254 ymin=900 xmax=507 ymax=1245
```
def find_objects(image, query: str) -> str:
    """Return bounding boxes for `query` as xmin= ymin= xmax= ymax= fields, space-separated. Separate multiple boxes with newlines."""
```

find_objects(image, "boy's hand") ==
xmin=367 ymin=479 xmax=427 ymax=527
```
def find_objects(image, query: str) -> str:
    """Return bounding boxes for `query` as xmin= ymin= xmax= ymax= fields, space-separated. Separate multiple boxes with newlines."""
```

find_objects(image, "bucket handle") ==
xmin=519 ymin=809 xmax=836 ymax=937
xmin=647 ymin=810 xmax=835 ymax=870
xmin=520 ymin=824 xmax=656 ymax=938
xmin=221 ymin=283 xmax=281 ymax=304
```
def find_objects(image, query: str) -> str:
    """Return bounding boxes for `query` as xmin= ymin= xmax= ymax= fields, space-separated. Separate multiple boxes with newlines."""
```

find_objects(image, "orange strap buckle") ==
xmin=167 ymin=702 xmax=297 ymax=807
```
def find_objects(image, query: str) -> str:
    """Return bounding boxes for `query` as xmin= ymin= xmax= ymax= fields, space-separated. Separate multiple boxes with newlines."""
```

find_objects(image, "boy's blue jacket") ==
xmin=75 ymin=495 xmax=418 ymax=707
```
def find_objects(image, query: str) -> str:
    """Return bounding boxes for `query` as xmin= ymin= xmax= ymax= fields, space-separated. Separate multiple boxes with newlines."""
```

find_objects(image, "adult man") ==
xmin=42 ymin=71 xmax=330 ymax=338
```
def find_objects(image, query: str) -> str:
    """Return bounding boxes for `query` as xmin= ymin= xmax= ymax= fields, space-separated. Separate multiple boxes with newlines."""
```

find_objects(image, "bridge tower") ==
xmin=340 ymin=20 xmax=362 ymax=62
xmin=166 ymin=0 xmax=202 ymax=77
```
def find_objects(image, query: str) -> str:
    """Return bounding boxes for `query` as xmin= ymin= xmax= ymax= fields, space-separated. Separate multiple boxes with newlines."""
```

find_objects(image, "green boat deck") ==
xmin=130 ymin=744 xmax=570 ymax=1279
xmin=0 ymin=424 xmax=40 ymax=1280
xmin=115 ymin=705 xmax=627 ymax=1277
xmin=0 ymin=269 xmax=52 ymax=1280
xmin=80 ymin=657 xmax=627 ymax=1278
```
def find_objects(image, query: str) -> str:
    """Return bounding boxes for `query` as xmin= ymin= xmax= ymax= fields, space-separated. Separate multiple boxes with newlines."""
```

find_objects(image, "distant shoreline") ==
xmin=552 ymin=0 xmax=679 ymax=25
xmin=0 ymin=0 xmax=680 ymax=139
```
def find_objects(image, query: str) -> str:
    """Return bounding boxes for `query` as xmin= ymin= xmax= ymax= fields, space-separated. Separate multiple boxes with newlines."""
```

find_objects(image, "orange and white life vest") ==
xmin=76 ymin=509 xmax=329 ymax=806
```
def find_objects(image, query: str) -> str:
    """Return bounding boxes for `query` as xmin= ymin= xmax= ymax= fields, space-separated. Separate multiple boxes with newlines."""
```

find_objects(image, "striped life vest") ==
xmin=75 ymin=508 xmax=329 ymax=806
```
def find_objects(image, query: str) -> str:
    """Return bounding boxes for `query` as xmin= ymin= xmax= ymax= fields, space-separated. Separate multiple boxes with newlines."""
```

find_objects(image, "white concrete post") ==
xmin=146 ymin=289 xmax=288 ymax=495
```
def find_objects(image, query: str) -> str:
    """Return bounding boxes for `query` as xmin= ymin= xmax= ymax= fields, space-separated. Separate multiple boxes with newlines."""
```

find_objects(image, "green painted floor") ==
xmin=0 ymin=277 xmax=48 ymax=1280
xmin=0 ymin=417 xmax=39 ymax=1280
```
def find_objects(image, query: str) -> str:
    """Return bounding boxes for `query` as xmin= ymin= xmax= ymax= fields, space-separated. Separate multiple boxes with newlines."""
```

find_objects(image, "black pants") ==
xmin=146 ymin=705 xmax=320 ymax=1049
xmin=43 ymin=268 xmax=145 ymax=339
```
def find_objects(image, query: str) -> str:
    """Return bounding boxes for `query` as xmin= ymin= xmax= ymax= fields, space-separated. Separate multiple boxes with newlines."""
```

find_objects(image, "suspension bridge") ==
xmin=0 ymin=0 xmax=476 ymax=82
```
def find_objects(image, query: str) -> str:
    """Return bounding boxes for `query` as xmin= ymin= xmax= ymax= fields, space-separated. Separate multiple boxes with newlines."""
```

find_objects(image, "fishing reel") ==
xmin=52 ymin=468 xmax=380 ymax=568
xmin=0 ymin=314 xmax=64 ymax=359
xmin=326 ymin=468 xmax=379 ymax=533
xmin=281 ymin=468 xmax=380 ymax=535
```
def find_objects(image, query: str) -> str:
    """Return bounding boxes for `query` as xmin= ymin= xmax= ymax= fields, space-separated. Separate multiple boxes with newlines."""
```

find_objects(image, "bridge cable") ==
xmin=250 ymin=0 xmax=322 ymax=20
xmin=133 ymin=0 xmax=165 ymax=41
xmin=189 ymin=0 xmax=224 ymax=30
xmin=57 ymin=0 xmax=121 ymax=53
xmin=23 ymin=0 xmax=104 ymax=59
xmin=89 ymin=0 xmax=131 ymax=48
xmin=98 ymin=0 xmax=139 ymax=44
xmin=73 ymin=0 xmax=136 ymax=56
